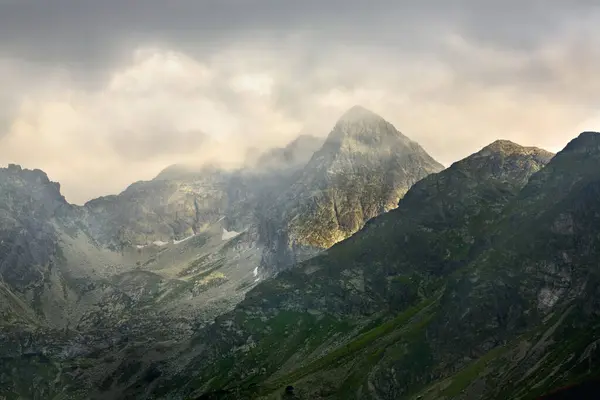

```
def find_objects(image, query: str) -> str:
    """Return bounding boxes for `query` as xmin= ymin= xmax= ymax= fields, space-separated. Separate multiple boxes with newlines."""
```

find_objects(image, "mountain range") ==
xmin=1 ymin=106 xmax=599 ymax=400
xmin=0 ymin=106 xmax=443 ymax=398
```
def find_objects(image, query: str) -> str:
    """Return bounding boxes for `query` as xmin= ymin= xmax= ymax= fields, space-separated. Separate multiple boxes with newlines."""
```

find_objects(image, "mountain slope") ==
xmin=163 ymin=132 xmax=599 ymax=400
xmin=117 ymin=137 xmax=560 ymax=399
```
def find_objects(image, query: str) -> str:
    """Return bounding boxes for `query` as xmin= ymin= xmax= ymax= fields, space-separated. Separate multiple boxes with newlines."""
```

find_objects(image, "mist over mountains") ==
xmin=1 ymin=106 xmax=599 ymax=400
xmin=3 ymin=2 xmax=600 ymax=399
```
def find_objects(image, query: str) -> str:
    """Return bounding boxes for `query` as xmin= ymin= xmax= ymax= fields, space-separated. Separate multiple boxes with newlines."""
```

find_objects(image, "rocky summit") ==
xmin=0 ymin=106 xmax=448 ymax=399
xmin=259 ymin=105 xmax=444 ymax=273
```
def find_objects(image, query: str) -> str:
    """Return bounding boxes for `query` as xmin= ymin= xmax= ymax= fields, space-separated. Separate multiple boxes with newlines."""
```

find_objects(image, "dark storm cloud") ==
xmin=1 ymin=0 xmax=600 ymax=203
xmin=1 ymin=1 xmax=597 ymax=90
xmin=1 ymin=0 xmax=586 ymax=69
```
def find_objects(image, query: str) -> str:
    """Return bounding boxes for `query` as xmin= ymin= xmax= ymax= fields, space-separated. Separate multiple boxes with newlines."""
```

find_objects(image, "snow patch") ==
xmin=136 ymin=233 xmax=197 ymax=248
xmin=174 ymin=234 xmax=195 ymax=245
xmin=254 ymin=277 xmax=260 ymax=283
xmin=538 ymin=287 xmax=562 ymax=310
xmin=253 ymin=266 xmax=258 ymax=277
xmin=222 ymin=228 xmax=240 ymax=241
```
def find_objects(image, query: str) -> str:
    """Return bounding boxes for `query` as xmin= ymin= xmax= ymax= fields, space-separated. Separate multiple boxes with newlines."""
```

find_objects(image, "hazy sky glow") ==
xmin=1 ymin=1 xmax=599 ymax=203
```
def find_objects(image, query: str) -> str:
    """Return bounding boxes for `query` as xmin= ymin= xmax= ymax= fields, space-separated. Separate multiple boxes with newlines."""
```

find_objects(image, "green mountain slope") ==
xmin=116 ymin=134 xmax=600 ymax=400
xmin=175 ymin=132 xmax=594 ymax=400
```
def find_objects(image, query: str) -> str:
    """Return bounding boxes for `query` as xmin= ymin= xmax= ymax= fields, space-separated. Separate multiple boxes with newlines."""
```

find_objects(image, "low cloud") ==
xmin=0 ymin=3 xmax=599 ymax=203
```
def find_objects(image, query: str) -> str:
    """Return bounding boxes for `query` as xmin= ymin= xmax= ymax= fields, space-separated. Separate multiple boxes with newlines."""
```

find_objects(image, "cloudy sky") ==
xmin=0 ymin=1 xmax=599 ymax=204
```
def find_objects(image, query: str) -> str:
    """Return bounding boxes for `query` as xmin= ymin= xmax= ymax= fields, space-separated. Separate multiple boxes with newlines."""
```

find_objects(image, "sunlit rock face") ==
xmin=259 ymin=105 xmax=444 ymax=273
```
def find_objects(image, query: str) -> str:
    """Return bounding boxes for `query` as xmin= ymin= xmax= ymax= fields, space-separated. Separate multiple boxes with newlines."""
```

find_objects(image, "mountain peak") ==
xmin=561 ymin=131 xmax=600 ymax=154
xmin=483 ymin=139 xmax=521 ymax=151
xmin=443 ymin=140 xmax=554 ymax=189
xmin=280 ymin=134 xmax=323 ymax=156
xmin=253 ymin=134 xmax=323 ymax=171
xmin=479 ymin=139 xmax=554 ymax=159
xmin=336 ymin=105 xmax=383 ymax=125
xmin=270 ymin=106 xmax=444 ymax=258
xmin=0 ymin=164 xmax=66 ymax=214
xmin=1 ymin=163 xmax=53 ymax=185
xmin=324 ymin=106 xmax=409 ymax=151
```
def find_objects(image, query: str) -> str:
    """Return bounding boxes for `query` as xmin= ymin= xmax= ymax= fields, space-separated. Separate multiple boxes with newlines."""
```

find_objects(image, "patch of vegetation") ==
xmin=235 ymin=280 xmax=254 ymax=292
xmin=179 ymin=256 xmax=225 ymax=278
xmin=440 ymin=346 xmax=508 ymax=398
xmin=497 ymin=308 xmax=600 ymax=400
xmin=117 ymin=361 xmax=143 ymax=384
xmin=142 ymin=257 xmax=157 ymax=267
xmin=264 ymin=294 xmax=440 ymax=392
xmin=218 ymin=231 xmax=249 ymax=254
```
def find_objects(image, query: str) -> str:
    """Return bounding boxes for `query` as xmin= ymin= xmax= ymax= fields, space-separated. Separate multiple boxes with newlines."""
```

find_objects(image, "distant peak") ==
xmin=7 ymin=163 xmax=22 ymax=171
xmin=561 ymin=131 xmax=600 ymax=154
xmin=336 ymin=105 xmax=383 ymax=124
xmin=579 ymin=131 xmax=600 ymax=136
xmin=480 ymin=140 xmax=554 ymax=159
xmin=482 ymin=139 xmax=524 ymax=154
xmin=154 ymin=163 xmax=224 ymax=181
xmin=346 ymin=105 xmax=372 ymax=114
xmin=252 ymin=133 xmax=324 ymax=171
xmin=320 ymin=105 xmax=412 ymax=152
xmin=294 ymin=133 xmax=320 ymax=141
xmin=1 ymin=163 xmax=51 ymax=183
xmin=286 ymin=134 xmax=322 ymax=148
xmin=0 ymin=164 xmax=65 ymax=204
